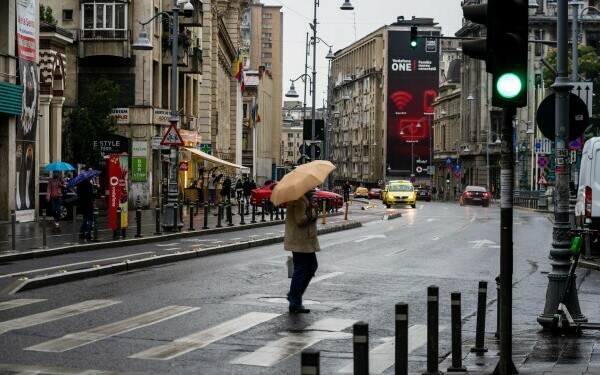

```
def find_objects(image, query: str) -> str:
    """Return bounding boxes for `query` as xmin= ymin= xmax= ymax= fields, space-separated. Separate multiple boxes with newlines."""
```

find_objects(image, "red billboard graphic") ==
xmin=387 ymin=28 xmax=440 ymax=176
xmin=108 ymin=154 xmax=129 ymax=230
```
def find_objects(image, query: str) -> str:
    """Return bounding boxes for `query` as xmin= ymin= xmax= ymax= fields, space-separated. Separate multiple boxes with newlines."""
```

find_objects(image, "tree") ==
xmin=63 ymin=78 xmax=120 ymax=167
xmin=542 ymin=45 xmax=600 ymax=139
xmin=39 ymin=4 xmax=58 ymax=26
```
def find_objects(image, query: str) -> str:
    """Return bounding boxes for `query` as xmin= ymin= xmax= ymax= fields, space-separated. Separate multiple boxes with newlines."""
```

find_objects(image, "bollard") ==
xmin=301 ymin=350 xmax=320 ymax=375
xmin=395 ymin=303 xmax=408 ymax=375
xmin=261 ymin=200 xmax=266 ymax=222
xmin=495 ymin=275 xmax=500 ymax=338
xmin=245 ymin=199 xmax=250 ymax=215
xmin=174 ymin=203 xmax=179 ymax=231
xmin=286 ymin=256 xmax=294 ymax=278
xmin=269 ymin=202 xmax=274 ymax=221
xmin=216 ymin=204 xmax=223 ymax=228
xmin=92 ymin=209 xmax=99 ymax=241
xmin=196 ymin=198 xmax=200 ymax=216
xmin=353 ymin=322 xmax=369 ymax=375
xmin=178 ymin=201 xmax=183 ymax=224
xmin=42 ymin=209 xmax=47 ymax=248
xmin=154 ymin=207 xmax=162 ymax=235
xmin=135 ymin=206 xmax=142 ymax=238
xmin=425 ymin=285 xmax=441 ymax=375
xmin=239 ymin=202 xmax=246 ymax=225
xmin=227 ymin=204 xmax=234 ymax=227
xmin=447 ymin=292 xmax=466 ymax=372
xmin=11 ymin=210 xmax=16 ymax=250
xmin=188 ymin=205 xmax=195 ymax=231
xmin=72 ymin=206 xmax=78 ymax=243
xmin=280 ymin=206 xmax=285 ymax=220
xmin=471 ymin=281 xmax=489 ymax=353
xmin=114 ymin=207 xmax=122 ymax=239
xmin=275 ymin=204 xmax=280 ymax=220
xmin=251 ymin=203 xmax=257 ymax=223
xmin=202 ymin=202 xmax=209 ymax=229
xmin=321 ymin=199 xmax=326 ymax=224
xmin=344 ymin=201 xmax=349 ymax=220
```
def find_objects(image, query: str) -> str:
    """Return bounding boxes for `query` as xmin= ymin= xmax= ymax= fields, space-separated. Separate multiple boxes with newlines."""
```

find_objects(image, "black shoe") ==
xmin=289 ymin=306 xmax=310 ymax=314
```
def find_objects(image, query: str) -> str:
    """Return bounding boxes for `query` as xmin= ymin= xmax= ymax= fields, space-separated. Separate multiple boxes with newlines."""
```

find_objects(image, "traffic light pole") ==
xmin=537 ymin=0 xmax=586 ymax=328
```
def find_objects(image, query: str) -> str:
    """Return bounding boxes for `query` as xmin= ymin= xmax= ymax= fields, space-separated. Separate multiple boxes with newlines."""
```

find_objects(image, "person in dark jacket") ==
xmin=77 ymin=178 xmax=95 ymax=242
xmin=221 ymin=176 xmax=232 ymax=202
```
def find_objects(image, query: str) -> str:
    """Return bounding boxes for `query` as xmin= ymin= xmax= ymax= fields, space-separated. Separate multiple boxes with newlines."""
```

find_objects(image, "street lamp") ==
xmin=133 ymin=0 xmax=194 ymax=230
xmin=456 ymin=141 xmax=470 ymax=196
xmin=486 ymin=131 xmax=502 ymax=191
xmin=400 ymin=122 xmax=422 ymax=181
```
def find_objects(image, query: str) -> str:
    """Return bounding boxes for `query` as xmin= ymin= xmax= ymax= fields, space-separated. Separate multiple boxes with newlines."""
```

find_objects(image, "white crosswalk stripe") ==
xmin=130 ymin=311 xmax=280 ymax=360
xmin=0 ymin=300 xmax=120 ymax=335
xmin=26 ymin=305 xmax=199 ymax=353
xmin=0 ymin=298 xmax=45 ymax=311
xmin=0 ymin=363 xmax=156 ymax=374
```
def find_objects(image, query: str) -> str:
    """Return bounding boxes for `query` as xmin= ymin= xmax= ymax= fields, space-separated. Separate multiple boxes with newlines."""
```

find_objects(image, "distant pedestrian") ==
xmin=47 ymin=171 xmax=66 ymax=228
xmin=342 ymin=181 xmax=351 ymax=202
xmin=235 ymin=179 xmax=243 ymax=203
xmin=221 ymin=176 xmax=232 ymax=202
xmin=285 ymin=189 xmax=320 ymax=314
xmin=208 ymin=174 xmax=216 ymax=204
xmin=77 ymin=178 xmax=95 ymax=242
xmin=431 ymin=186 xmax=437 ymax=201
xmin=242 ymin=177 xmax=252 ymax=206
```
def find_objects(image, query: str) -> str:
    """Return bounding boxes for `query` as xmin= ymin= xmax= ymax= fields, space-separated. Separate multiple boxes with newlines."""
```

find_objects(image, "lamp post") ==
xmin=132 ymin=0 xmax=194 ymax=230
xmin=400 ymin=122 xmax=422 ymax=182
xmin=486 ymin=131 xmax=502 ymax=192
xmin=456 ymin=141 xmax=470 ymax=197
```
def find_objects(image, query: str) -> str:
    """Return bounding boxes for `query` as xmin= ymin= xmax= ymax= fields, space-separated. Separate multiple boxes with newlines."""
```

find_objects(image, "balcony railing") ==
xmin=79 ymin=29 xmax=129 ymax=41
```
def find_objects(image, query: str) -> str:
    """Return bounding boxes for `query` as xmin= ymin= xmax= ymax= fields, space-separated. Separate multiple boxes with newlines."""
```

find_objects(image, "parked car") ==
xmin=354 ymin=186 xmax=369 ymax=198
xmin=459 ymin=185 xmax=491 ymax=207
xmin=38 ymin=179 xmax=77 ymax=220
xmin=250 ymin=182 xmax=344 ymax=211
xmin=416 ymin=187 xmax=432 ymax=202
xmin=368 ymin=188 xmax=381 ymax=199
xmin=381 ymin=180 xmax=417 ymax=208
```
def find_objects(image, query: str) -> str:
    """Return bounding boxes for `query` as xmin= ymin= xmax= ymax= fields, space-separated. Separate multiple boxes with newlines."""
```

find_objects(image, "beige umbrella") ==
xmin=270 ymin=160 xmax=336 ymax=206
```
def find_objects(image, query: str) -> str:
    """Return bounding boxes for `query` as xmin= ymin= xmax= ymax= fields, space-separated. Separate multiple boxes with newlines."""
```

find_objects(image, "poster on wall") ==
xmin=108 ymin=154 xmax=129 ymax=230
xmin=15 ymin=0 xmax=38 ymax=222
xmin=386 ymin=28 xmax=439 ymax=177
xmin=131 ymin=141 xmax=148 ymax=182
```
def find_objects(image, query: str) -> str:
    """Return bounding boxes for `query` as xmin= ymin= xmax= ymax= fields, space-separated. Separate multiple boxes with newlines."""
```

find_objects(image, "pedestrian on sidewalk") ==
xmin=285 ymin=189 xmax=320 ymax=314
xmin=46 ymin=171 xmax=66 ymax=229
xmin=342 ymin=180 xmax=351 ymax=202
xmin=235 ymin=179 xmax=243 ymax=204
xmin=77 ymin=178 xmax=95 ymax=242
xmin=208 ymin=174 xmax=216 ymax=204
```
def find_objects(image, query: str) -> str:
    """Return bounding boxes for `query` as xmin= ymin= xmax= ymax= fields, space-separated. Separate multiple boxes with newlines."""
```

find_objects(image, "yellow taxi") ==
xmin=381 ymin=180 xmax=417 ymax=208
xmin=354 ymin=186 xmax=369 ymax=198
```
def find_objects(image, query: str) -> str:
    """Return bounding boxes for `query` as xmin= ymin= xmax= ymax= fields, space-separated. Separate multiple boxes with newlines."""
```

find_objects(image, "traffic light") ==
xmin=410 ymin=26 xmax=417 ymax=49
xmin=446 ymin=173 xmax=450 ymax=184
xmin=490 ymin=0 xmax=528 ymax=108
xmin=461 ymin=2 xmax=492 ymax=71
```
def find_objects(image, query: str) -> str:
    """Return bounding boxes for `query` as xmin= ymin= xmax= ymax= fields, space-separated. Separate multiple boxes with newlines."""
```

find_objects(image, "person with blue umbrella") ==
xmin=46 ymin=171 xmax=67 ymax=229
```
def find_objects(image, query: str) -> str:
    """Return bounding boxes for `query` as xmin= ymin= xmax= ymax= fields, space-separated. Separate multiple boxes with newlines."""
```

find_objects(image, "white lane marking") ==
xmin=310 ymin=272 xmax=344 ymax=284
xmin=229 ymin=238 xmax=243 ymax=241
xmin=154 ymin=243 xmax=180 ymax=247
xmin=163 ymin=248 xmax=181 ymax=251
xmin=0 ymin=300 xmax=120 ymax=335
xmin=338 ymin=324 xmax=430 ymax=374
xmin=130 ymin=312 xmax=280 ymax=360
xmin=232 ymin=318 xmax=356 ymax=367
xmin=0 ymin=253 xmax=155 ymax=279
xmin=0 ymin=363 xmax=156 ymax=374
xmin=354 ymin=234 xmax=387 ymax=243
xmin=469 ymin=239 xmax=499 ymax=248
xmin=26 ymin=305 xmax=199 ymax=353
xmin=431 ymin=236 xmax=443 ymax=241
xmin=425 ymin=218 xmax=439 ymax=222
xmin=385 ymin=249 xmax=408 ymax=256
xmin=0 ymin=299 xmax=45 ymax=311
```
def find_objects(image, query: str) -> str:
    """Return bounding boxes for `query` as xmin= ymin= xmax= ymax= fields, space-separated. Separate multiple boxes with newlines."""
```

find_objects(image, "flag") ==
xmin=234 ymin=49 xmax=243 ymax=80
xmin=250 ymin=103 xmax=258 ymax=127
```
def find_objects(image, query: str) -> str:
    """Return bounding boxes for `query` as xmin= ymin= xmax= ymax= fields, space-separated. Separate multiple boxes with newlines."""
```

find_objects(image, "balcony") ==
xmin=179 ymin=47 xmax=203 ymax=74
xmin=163 ymin=47 xmax=190 ymax=67
xmin=77 ymin=29 xmax=131 ymax=58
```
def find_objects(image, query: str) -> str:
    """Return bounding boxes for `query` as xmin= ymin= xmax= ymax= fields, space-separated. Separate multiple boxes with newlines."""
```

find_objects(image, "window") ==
xmin=83 ymin=2 xmax=127 ymax=30
xmin=263 ymin=62 xmax=272 ymax=68
xmin=288 ymin=133 xmax=293 ymax=139
xmin=63 ymin=9 xmax=73 ymax=21
xmin=288 ymin=142 xmax=293 ymax=147
xmin=261 ymin=52 xmax=272 ymax=58
xmin=261 ymin=33 xmax=272 ymax=39
xmin=261 ymin=42 xmax=272 ymax=48
xmin=263 ymin=23 xmax=272 ymax=29
xmin=263 ymin=13 xmax=272 ymax=19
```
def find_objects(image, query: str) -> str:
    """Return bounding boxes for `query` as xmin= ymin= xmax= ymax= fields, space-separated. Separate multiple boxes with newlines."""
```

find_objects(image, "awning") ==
xmin=184 ymin=147 xmax=250 ymax=172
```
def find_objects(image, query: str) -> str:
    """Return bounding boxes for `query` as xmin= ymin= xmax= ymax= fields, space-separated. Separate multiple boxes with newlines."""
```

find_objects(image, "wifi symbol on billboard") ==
xmin=390 ymin=91 xmax=413 ymax=110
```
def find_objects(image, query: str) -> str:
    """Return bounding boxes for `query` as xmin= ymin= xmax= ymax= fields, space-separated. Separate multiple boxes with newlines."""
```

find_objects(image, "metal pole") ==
xmin=395 ymin=303 xmax=408 ymax=375
xmin=188 ymin=204 xmax=195 ymax=231
xmin=93 ymin=209 xmax=98 ymax=241
xmin=471 ymin=281 xmax=488 ymax=353
xmin=304 ymin=32 xmax=309 ymax=122
xmin=251 ymin=203 xmax=257 ymax=223
xmin=311 ymin=0 xmax=318 ymax=161
xmin=301 ymin=350 xmax=320 ymax=375
xmin=353 ymin=322 xmax=369 ymax=375
xmin=155 ymin=206 xmax=162 ymax=235
xmin=11 ymin=210 xmax=16 ymax=250
xmin=135 ymin=205 xmax=142 ymax=238
xmin=538 ymin=0 xmax=586 ymax=328
xmin=448 ymin=292 xmax=466 ymax=372
xmin=114 ymin=207 xmax=122 ymax=240
xmin=425 ymin=286 xmax=441 ymax=375
xmin=202 ymin=202 xmax=209 ymax=229
xmin=486 ymin=130 xmax=490 ymax=190
xmin=42 ymin=209 xmax=47 ymax=248
xmin=239 ymin=202 xmax=245 ymax=225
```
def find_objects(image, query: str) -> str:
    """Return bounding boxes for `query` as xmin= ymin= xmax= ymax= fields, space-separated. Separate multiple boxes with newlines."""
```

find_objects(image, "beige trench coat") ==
xmin=283 ymin=195 xmax=320 ymax=253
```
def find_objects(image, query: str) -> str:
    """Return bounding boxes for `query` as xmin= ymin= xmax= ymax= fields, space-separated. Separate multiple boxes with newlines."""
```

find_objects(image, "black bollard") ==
xmin=240 ymin=202 xmax=246 ymax=225
xmin=301 ymin=350 xmax=320 ymax=375
xmin=227 ymin=204 xmax=234 ymax=227
xmin=245 ymin=199 xmax=250 ymax=215
xmin=495 ymin=275 xmax=500 ymax=338
xmin=260 ymin=200 xmax=266 ymax=222
xmin=471 ymin=281 xmax=489 ymax=353
xmin=178 ymin=201 xmax=183 ymax=224
xmin=42 ymin=209 xmax=47 ymax=248
xmin=424 ymin=285 xmax=441 ymax=375
xmin=92 ymin=209 xmax=99 ymax=241
xmin=447 ymin=292 xmax=466 ymax=372
xmin=11 ymin=210 xmax=16 ymax=250
xmin=195 ymin=198 xmax=200 ymax=216
xmin=154 ymin=207 xmax=162 ymax=235
xmin=216 ymin=204 xmax=223 ymax=228
xmin=275 ymin=204 xmax=280 ymax=220
xmin=353 ymin=322 xmax=369 ymax=375
xmin=251 ymin=203 xmax=257 ymax=223
xmin=188 ymin=205 xmax=195 ymax=231
xmin=395 ymin=303 xmax=408 ymax=375
xmin=280 ymin=206 xmax=285 ymax=220
xmin=202 ymin=202 xmax=209 ymax=229
xmin=174 ymin=203 xmax=180 ymax=231
xmin=135 ymin=206 xmax=142 ymax=238
xmin=269 ymin=202 xmax=274 ymax=221
xmin=114 ymin=207 xmax=122 ymax=239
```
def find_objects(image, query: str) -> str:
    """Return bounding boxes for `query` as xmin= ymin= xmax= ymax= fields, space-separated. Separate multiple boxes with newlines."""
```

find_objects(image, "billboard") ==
xmin=386 ymin=28 xmax=440 ymax=179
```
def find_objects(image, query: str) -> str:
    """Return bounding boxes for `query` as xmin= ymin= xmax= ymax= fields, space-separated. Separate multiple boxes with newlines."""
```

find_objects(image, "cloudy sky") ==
xmin=260 ymin=0 xmax=464 ymax=107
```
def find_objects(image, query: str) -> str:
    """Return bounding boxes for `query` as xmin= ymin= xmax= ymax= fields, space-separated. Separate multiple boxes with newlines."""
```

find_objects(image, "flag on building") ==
xmin=234 ymin=49 xmax=245 ymax=93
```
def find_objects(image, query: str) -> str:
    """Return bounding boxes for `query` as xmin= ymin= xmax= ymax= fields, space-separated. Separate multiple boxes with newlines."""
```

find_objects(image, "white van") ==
xmin=575 ymin=137 xmax=600 ymax=256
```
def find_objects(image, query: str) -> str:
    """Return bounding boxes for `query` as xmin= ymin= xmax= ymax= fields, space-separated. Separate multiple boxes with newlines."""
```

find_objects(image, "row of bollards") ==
xmin=300 ymin=282 xmax=493 ymax=375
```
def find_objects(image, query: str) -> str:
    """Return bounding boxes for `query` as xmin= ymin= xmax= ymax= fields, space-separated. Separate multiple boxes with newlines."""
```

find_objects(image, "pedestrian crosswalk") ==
xmin=0 ymin=298 xmax=430 ymax=374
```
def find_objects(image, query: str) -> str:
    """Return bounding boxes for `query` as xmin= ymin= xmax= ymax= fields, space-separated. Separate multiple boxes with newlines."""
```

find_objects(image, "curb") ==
xmin=384 ymin=211 xmax=402 ymax=220
xmin=1 ymin=221 xmax=362 ymax=294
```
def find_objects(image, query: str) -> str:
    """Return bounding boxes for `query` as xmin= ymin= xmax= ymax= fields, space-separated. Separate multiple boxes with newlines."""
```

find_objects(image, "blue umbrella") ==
xmin=68 ymin=169 xmax=101 ymax=188
xmin=44 ymin=161 xmax=75 ymax=172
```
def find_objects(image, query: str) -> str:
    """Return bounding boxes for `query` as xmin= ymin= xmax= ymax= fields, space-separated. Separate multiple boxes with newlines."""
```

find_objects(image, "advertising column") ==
xmin=108 ymin=154 xmax=129 ymax=231
xmin=386 ymin=27 xmax=439 ymax=183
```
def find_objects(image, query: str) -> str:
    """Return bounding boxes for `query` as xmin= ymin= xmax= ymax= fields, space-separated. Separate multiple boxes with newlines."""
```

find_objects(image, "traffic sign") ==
xmin=536 ymin=93 xmax=589 ymax=141
xmin=416 ymin=166 xmax=423 ymax=173
xmin=160 ymin=124 xmax=185 ymax=146
xmin=572 ymin=82 xmax=593 ymax=117
xmin=537 ymin=174 xmax=548 ymax=185
xmin=537 ymin=155 xmax=549 ymax=169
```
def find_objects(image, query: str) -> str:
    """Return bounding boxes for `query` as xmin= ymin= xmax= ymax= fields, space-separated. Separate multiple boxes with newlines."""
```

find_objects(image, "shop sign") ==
xmin=179 ymin=161 xmax=189 ymax=171
xmin=110 ymin=108 xmax=130 ymax=124
xmin=131 ymin=141 xmax=147 ymax=182
xmin=154 ymin=108 xmax=171 ymax=125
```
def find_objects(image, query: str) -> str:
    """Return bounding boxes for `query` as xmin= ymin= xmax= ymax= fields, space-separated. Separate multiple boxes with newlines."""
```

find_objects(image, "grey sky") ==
xmin=261 ymin=0 xmax=464 ymax=107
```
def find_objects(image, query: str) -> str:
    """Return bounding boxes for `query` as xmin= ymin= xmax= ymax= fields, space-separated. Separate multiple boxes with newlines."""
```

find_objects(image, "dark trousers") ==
xmin=288 ymin=252 xmax=318 ymax=308
xmin=79 ymin=209 xmax=93 ymax=238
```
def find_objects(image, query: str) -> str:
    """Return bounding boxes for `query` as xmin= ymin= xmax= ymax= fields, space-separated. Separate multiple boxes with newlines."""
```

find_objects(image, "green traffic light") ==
xmin=410 ymin=40 xmax=417 ymax=48
xmin=496 ymin=73 xmax=523 ymax=99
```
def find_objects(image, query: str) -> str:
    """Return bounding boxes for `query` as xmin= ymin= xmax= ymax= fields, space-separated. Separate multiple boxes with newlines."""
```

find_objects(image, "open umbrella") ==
xmin=43 ymin=161 xmax=75 ymax=172
xmin=67 ymin=169 xmax=101 ymax=188
xmin=270 ymin=160 xmax=335 ymax=206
